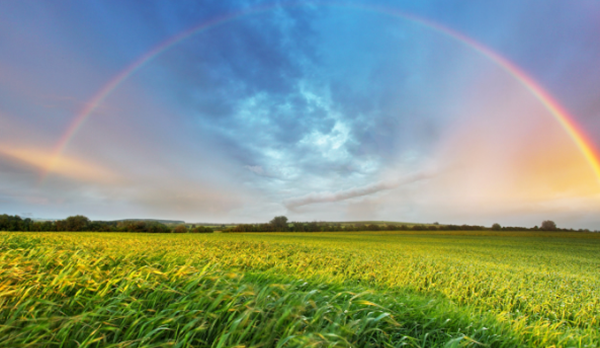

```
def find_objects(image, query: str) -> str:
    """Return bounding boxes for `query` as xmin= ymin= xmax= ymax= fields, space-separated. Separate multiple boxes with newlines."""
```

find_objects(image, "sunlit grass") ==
xmin=1 ymin=231 xmax=599 ymax=347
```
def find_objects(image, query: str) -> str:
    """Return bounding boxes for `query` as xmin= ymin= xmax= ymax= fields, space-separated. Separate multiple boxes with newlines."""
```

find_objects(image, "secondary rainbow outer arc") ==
xmin=42 ymin=2 xmax=600 ymax=184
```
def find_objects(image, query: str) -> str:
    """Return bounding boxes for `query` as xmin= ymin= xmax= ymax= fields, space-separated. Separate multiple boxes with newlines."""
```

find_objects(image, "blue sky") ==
xmin=1 ymin=0 xmax=600 ymax=227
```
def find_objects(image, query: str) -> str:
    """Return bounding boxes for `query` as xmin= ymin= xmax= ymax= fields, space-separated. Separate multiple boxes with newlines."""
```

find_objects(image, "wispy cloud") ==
xmin=284 ymin=171 xmax=431 ymax=209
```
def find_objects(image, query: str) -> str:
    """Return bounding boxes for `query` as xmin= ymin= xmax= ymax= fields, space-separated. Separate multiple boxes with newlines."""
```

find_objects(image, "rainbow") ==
xmin=41 ymin=2 xmax=600 ymax=183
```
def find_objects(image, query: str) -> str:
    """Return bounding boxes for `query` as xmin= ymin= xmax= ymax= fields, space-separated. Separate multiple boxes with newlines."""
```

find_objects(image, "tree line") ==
xmin=0 ymin=214 xmax=213 ymax=233
xmin=223 ymin=216 xmax=584 ymax=233
xmin=1 ymin=214 xmax=591 ymax=233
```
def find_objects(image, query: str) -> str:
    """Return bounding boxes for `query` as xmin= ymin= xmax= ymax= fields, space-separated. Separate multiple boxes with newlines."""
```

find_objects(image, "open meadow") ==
xmin=1 ymin=231 xmax=599 ymax=347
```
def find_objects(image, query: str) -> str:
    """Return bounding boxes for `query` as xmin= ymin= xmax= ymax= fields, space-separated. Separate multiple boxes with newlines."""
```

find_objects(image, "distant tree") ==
xmin=30 ymin=221 xmax=42 ymax=231
xmin=64 ymin=215 xmax=90 ymax=231
xmin=191 ymin=226 xmax=213 ymax=233
xmin=492 ymin=223 xmax=501 ymax=231
xmin=126 ymin=221 xmax=147 ymax=232
xmin=172 ymin=225 xmax=188 ymax=233
xmin=354 ymin=224 xmax=366 ymax=231
xmin=366 ymin=224 xmax=380 ymax=231
xmin=1 ymin=214 xmax=23 ymax=231
xmin=41 ymin=221 xmax=56 ymax=231
xmin=87 ymin=221 xmax=102 ymax=232
xmin=22 ymin=218 xmax=33 ymax=231
xmin=292 ymin=222 xmax=305 ymax=232
xmin=541 ymin=220 xmax=557 ymax=230
xmin=386 ymin=224 xmax=397 ymax=231
xmin=269 ymin=216 xmax=289 ymax=231
xmin=147 ymin=222 xmax=170 ymax=233
xmin=89 ymin=221 xmax=116 ymax=232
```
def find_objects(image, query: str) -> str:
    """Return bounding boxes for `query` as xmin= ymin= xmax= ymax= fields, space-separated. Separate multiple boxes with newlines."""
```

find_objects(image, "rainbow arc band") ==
xmin=41 ymin=2 xmax=600 ymax=184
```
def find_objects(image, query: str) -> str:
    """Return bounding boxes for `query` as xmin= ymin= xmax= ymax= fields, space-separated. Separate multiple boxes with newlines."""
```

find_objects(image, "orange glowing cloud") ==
xmin=0 ymin=145 xmax=118 ymax=183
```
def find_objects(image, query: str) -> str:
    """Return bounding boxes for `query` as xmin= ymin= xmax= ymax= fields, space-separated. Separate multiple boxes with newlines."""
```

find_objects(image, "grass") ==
xmin=0 ymin=231 xmax=599 ymax=347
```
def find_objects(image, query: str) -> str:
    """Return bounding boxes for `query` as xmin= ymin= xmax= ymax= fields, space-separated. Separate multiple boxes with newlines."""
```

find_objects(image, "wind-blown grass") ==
xmin=0 ymin=231 xmax=599 ymax=347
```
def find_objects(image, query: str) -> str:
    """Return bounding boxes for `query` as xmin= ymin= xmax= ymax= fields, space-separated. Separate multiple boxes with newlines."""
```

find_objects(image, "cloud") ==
xmin=0 ymin=145 xmax=119 ymax=184
xmin=284 ymin=171 xmax=430 ymax=209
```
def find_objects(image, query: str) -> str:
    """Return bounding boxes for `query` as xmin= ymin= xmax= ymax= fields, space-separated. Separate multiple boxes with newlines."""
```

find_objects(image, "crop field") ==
xmin=1 ymin=231 xmax=599 ymax=347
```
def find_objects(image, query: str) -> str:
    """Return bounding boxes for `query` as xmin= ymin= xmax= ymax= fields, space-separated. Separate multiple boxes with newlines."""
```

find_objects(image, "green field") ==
xmin=1 ymin=231 xmax=599 ymax=347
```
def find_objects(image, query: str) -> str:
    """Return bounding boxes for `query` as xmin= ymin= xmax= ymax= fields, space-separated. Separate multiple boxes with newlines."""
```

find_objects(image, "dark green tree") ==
xmin=269 ymin=216 xmax=288 ymax=232
xmin=172 ymin=225 xmax=188 ymax=233
xmin=64 ymin=215 xmax=90 ymax=231
xmin=191 ymin=226 xmax=214 ymax=233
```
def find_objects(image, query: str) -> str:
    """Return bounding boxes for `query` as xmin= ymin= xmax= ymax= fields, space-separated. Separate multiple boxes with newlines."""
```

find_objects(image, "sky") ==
xmin=1 ymin=0 xmax=600 ymax=228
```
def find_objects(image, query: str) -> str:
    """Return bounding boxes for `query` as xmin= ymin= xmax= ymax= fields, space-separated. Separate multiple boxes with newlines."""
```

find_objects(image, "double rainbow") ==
xmin=41 ymin=2 xmax=600 ymax=183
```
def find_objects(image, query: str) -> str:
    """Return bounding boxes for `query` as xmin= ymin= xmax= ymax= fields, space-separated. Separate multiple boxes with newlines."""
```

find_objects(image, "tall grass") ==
xmin=1 ymin=231 xmax=599 ymax=347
